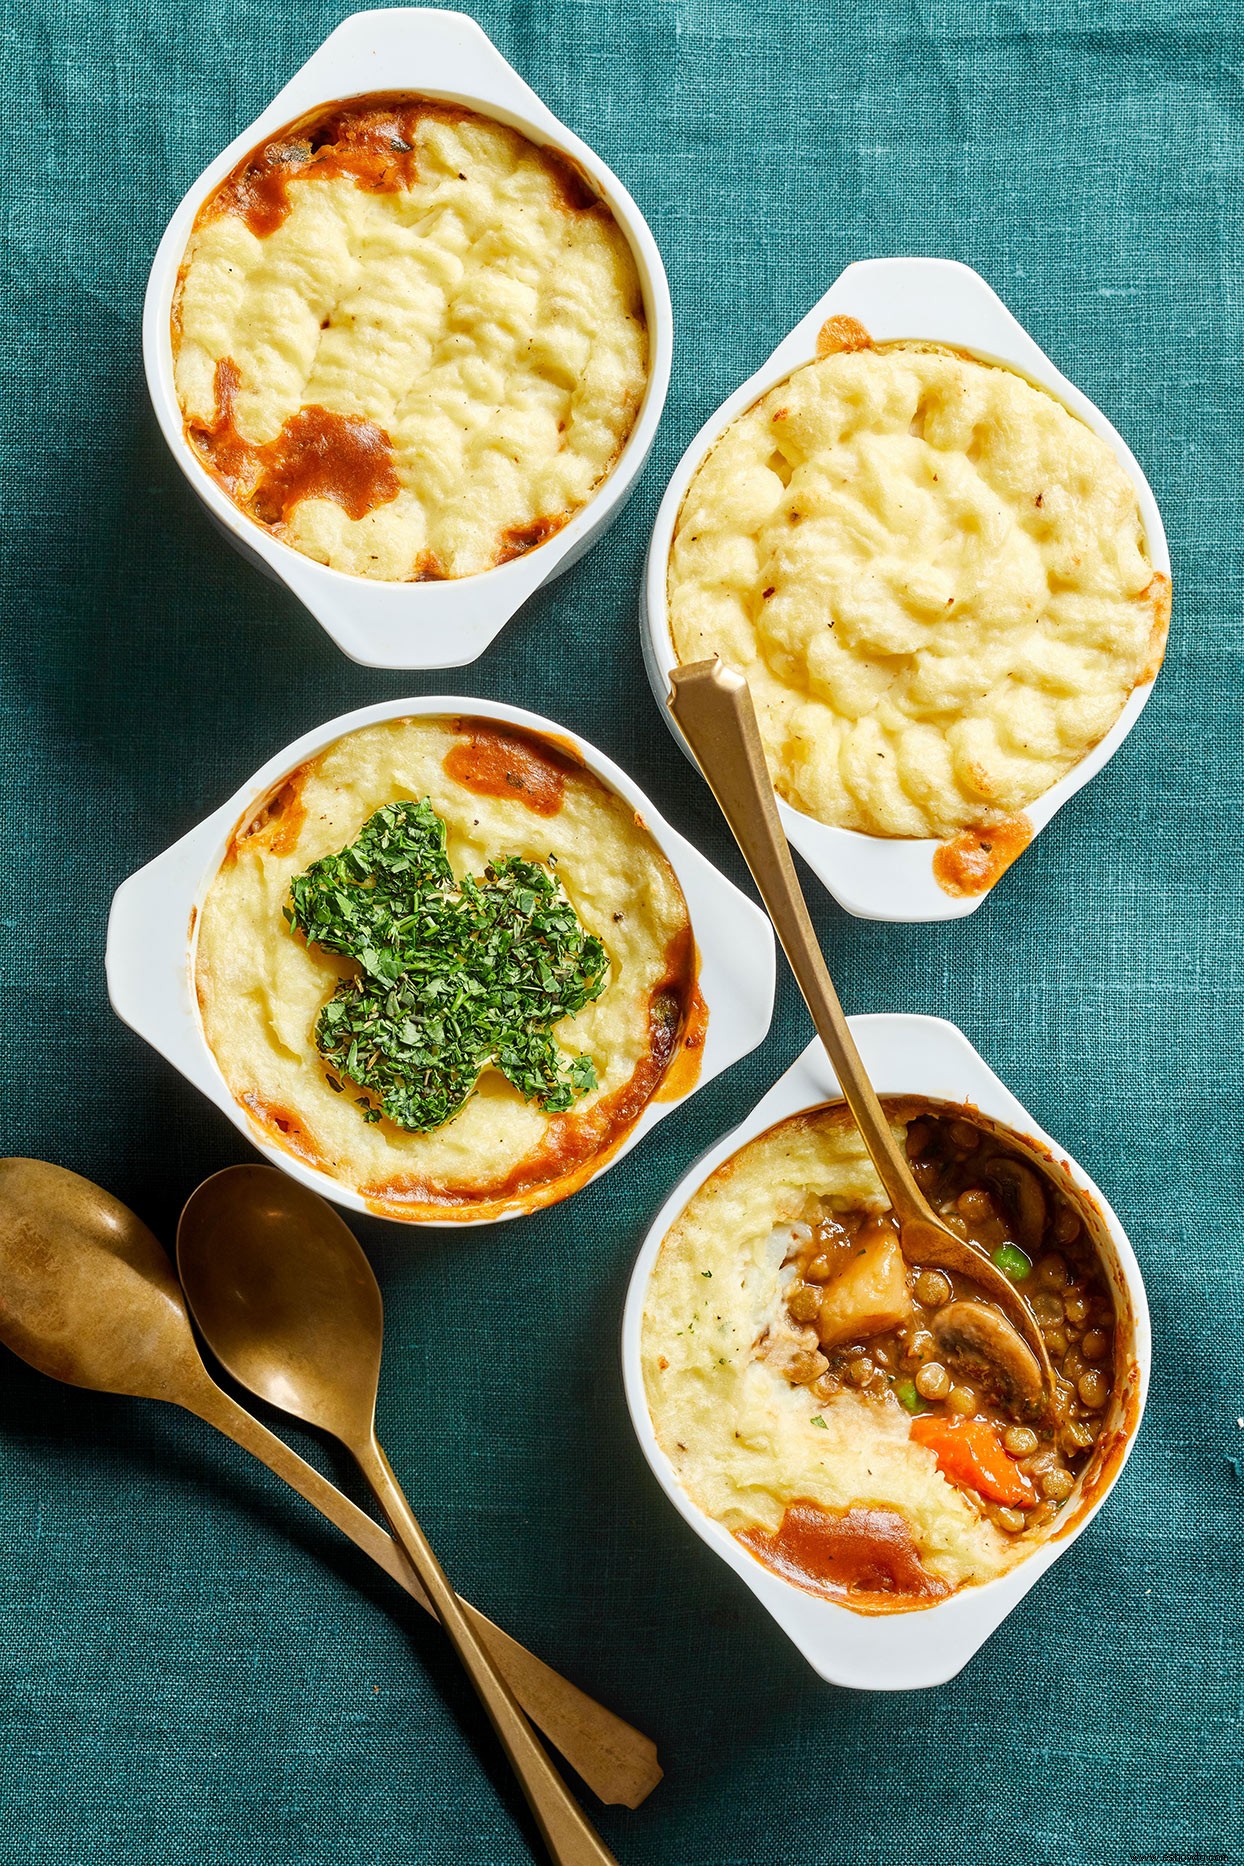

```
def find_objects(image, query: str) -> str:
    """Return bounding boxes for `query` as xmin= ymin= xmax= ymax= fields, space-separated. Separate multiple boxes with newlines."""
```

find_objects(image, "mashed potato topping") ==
xmin=642 ymin=1103 xmax=1069 ymax=1605
xmin=196 ymin=716 xmax=700 ymax=1219
xmin=173 ymin=95 xmax=648 ymax=581
xmin=668 ymin=334 xmax=1169 ymax=839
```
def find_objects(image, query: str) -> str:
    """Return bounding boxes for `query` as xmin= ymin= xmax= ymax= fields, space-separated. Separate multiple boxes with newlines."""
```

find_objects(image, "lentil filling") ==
xmin=775 ymin=1111 xmax=1116 ymax=1546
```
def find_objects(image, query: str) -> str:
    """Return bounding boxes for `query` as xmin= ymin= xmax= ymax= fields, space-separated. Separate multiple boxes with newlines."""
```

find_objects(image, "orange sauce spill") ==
xmin=816 ymin=315 xmax=875 ymax=359
xmin=250 ymin=406 xmax=400 ymax=525
xmin=496 ymin=513 xmax=571 ymax=563
xmin=933 ymin=815 xmax=1032 ymax=897
xmin=739 ymin=1501 xmax=948 ymax=1611
xmin=209 ymin=97 xmax=466 ymax=236
xmin=655 ymin=974 xmax=708 ymax=1102
xmin=195 ymin=357 xmax=252 ymax=486
xmin=241 ymin=1094 xmax=325 ymax=1169
xmin=189 ymin=360 xmax=400 ymax=530
xmin=362 ymin=923 xmax=698 ymax=1221
xmin=226 ymin=769 xmax=310 ymax=864
xmin=442 ymin=719 xmax=579 ymax=818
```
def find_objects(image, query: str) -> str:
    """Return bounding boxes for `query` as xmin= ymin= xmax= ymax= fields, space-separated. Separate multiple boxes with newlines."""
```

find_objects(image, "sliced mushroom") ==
xmin=980 ymin=1155 xmax=1048 ymax=1255
xmin=930 ymin=1300 xmax=1044 ymax=1421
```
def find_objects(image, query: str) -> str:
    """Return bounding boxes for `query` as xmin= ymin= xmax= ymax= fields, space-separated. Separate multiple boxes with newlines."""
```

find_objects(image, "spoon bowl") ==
xmin=0 ymin=1158 xmax=206 ymax=1402
xmin=177 ymin=1164 xmax=621 ymax=1866
xmin=0 ymin=1157 xmax=661 ymax=1809
xmin=178 ymin=1165 xmax=383 ymax=1442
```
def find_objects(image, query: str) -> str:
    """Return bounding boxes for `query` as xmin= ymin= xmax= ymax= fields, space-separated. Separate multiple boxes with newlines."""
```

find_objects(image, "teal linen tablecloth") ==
xmin=2 ymin=0 xmax=1240 ymax=1860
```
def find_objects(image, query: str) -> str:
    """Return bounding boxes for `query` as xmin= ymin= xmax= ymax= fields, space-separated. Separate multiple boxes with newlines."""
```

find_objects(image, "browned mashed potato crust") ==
xmin=173 ymin=94 xmax=649 ymax=581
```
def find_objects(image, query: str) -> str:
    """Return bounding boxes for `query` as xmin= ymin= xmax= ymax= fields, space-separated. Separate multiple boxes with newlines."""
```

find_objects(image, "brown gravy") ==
xmin=496 ymin=514 xmax=572 ymax=563
xmin=739 ymin=1501 xmax=947 ymax=1609
xmin=226 ymin=770 xmax=310 ymax=864
xmin=204 ymin=93 xmax=608 ymax=242
xmin=655 ymin=973 xmax=708 ymax=1101
xmin=209 ymin=97 xmax=471 ymax=238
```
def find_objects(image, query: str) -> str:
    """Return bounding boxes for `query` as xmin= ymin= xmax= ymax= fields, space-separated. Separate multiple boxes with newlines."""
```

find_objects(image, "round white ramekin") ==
xmin=642 ymin=258 xmax=1170 ymax=922
xmin=105 ymin=696 xmax=776 ymax=1226
xmin=144 ymin=8 xmax=673 ymax=670
xmin=621 ymin=1015 xmax=1150 ymax=1689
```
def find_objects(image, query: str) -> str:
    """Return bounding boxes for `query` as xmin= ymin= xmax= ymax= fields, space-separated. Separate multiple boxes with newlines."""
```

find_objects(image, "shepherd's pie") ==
xmin=173 ymin=95 xmax=648 ymax=581
xmin=196 ymin=716 xmax=701 ymax=1220
xmin=668 ymin=331 xmax=1169 ymax=840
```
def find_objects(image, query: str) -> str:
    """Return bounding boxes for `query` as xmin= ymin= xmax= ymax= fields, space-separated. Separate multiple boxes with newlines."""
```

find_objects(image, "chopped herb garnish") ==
xmin=810 ymin=1414 xmax=828 ymax=1429
xmin=701 ymin=1269 xmax=713 ymax=1279
xmin=284 ymin=799 xmax=608 ymax=1133
xmin=893 ymin=1376 xmax=927 ymax=1415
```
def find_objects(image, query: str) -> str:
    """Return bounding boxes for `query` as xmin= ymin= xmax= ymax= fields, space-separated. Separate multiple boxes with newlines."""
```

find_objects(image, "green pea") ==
xmin=993 ymin=1243 xmax=1032 ymax=1282
xmin=894 ymin=1377 xmax=926 ymax=1414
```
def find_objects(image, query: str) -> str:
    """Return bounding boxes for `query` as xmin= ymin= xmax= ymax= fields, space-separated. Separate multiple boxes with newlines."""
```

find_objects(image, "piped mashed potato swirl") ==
xmin=173 ymin=95 xmax=648 ymax=581
xmin=667 ymin=333 xmax=1169 ymax=839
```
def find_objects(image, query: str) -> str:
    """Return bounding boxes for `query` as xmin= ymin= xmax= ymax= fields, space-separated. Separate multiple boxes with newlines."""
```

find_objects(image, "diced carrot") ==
xmin=909 ymin=1415 xmax=1038 ymax=1507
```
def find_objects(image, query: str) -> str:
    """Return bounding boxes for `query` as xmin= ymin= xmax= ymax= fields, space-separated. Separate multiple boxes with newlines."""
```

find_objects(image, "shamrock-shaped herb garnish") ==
xmin=284 ymin=799 xmax=609 ymax=1133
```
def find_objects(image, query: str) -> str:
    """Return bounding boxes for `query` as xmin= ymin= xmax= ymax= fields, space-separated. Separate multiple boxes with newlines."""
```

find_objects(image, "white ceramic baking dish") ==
xmin=144 ymin=8 xmax=673 ymax=670
xmin=641 ymin=258 xmax=1170 ymax=922
xmin=105 ymin=696 xmax=776 ymax=1227
xmin=621 ymin=1015 xmax=1149 ymax=1689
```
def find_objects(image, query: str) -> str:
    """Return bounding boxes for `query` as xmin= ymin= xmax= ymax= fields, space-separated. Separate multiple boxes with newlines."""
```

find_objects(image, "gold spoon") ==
xmin=177 ymin=1165 xmax=618 ymax=1866
xmin=668 ymin=658 xmax=1054 ymax=1409
xmin=0 ymin=1157 xmax=659 ymax=1811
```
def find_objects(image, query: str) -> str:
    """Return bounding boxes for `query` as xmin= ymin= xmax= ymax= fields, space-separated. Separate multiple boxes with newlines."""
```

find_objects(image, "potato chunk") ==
xmin=816 ymin=1216 xmax=911 ymax=1349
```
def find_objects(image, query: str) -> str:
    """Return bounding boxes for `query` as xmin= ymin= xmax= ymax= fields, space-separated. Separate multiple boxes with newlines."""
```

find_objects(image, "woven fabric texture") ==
xmin=1 ymin=0 xmax=1240 ymax=1861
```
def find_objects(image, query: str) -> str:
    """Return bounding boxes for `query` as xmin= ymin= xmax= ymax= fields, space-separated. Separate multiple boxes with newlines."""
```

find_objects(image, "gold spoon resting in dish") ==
xmin=668 ymin=658 xmax=1054 ymax=1414
xmin=177 ymin=1165 xmax=618 ymax=1866
xmin=0 ymin=1158 xmax=659 ymax=1813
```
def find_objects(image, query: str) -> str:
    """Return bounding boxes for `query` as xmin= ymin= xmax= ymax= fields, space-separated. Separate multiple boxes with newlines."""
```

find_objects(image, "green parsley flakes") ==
xmin=284 ymin=798 xmax=608 ymax=1133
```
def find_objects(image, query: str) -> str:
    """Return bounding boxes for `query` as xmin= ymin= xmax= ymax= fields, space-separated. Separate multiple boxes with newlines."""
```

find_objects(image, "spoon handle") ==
xmin=190 ymin=1380 xmax=658 ymax=1811
xmin=668 ymin=659 xmax=926 ymax=1222
xmin=359 ymin=1436 xmax=619 ymax=1866
xmin=668 ymin=660 xmax=1057 ymax=1391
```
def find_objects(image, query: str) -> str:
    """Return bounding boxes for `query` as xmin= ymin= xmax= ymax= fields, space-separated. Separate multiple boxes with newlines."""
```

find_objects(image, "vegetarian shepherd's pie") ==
xmin=668 ymin=322 xmax=1170 ymax=852
xmin=196 ymin=716 xmax=703 ymax=1219
xmin=173 ymin=94 xmax=648 ymax=581
xmin=642 ymin=1101 xmax=1125 ymax=1609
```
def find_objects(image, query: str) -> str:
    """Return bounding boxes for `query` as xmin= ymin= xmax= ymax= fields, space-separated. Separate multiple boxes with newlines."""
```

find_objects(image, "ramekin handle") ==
xmin=271 ymin=10 xmax=562 ymax=136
